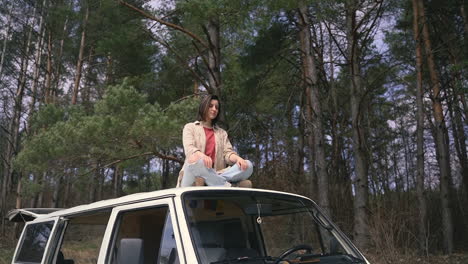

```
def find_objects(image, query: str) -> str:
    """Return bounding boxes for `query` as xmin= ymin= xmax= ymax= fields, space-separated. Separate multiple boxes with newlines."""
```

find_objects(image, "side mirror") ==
xmin=117 ymin=238 xmax=144 ymax=264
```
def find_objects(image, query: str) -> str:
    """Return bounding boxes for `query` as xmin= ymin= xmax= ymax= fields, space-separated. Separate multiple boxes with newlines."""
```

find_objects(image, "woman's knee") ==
xmin=187 ymin=154 xmax=203 ymax=164
xmin=186 ymin=159 xmax=205 ymax=171
xmin=244 ymin=160 xmax=253 ymax=175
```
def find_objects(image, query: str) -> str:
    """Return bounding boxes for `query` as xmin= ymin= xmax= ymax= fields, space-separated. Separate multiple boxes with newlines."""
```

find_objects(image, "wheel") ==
xmin=274 ymin=244 xmax=313 ymax=264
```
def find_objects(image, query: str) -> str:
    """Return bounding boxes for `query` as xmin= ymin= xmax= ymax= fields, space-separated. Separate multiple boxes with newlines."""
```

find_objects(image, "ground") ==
xmin=366 ymin=252 xmax=468 ymax=264
xmin=1 ymin=234 xmax=467 ymax=263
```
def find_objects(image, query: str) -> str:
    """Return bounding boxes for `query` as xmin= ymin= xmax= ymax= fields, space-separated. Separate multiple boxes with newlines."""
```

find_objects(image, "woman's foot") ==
xmin=232 ymin=180 xmax=252 ymax=188
xmin=193 ymin=177 xmax=206 ymax=186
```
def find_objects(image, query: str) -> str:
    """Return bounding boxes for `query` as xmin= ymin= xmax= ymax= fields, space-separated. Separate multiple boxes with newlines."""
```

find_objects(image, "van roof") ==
xmin=24 ymin=187 xmax=310 ymax=221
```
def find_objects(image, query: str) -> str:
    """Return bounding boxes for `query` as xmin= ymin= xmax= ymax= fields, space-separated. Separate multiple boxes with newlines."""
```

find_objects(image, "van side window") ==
xmin=58 ymin=212 xmax=111 ymax=264
xmin=110 ymin=206 xmax=179 ymax=264
xmin=158 ymin=213 xmax=179 ymax=264
xmin=15 ymin=221 xmax=54 ymax=263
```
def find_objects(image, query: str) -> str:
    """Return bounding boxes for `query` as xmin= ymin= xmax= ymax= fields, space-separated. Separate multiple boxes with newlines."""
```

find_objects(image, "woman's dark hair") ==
xmin=197 ymin=94 xmax=220 ymax=125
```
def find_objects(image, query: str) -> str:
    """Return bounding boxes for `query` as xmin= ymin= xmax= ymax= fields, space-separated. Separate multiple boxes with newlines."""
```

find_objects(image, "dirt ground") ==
xmin=365 ymin=253 xmax=468 ymax=264
xmin=1 ymin=234 xmax=467 ymax=264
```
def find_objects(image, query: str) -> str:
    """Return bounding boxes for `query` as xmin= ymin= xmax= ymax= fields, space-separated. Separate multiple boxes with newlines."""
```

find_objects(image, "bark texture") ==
xmin=346 ymin=0 xmax=370 ymax=248
xmin=72 ymin=5 xmax=89 ymax=105
xmin=417 ymin=0 xmax=453 ymax=254
xmin=297 ymin=2 xmax=330 ymax=214
xmin=412 ymin=0 xmax=428 ymax=254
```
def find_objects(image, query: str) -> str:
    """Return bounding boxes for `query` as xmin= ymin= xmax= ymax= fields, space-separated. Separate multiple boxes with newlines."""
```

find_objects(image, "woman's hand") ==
xmin=188 ymin=151 xmax=213 ymax=168
xmin=236 ymin=157 xmax=249 ymax=171
xmin=201 ymin=153 xmax=213 ymax=168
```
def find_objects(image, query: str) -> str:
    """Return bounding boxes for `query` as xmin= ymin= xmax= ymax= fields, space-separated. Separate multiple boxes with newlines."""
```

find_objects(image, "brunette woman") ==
xmin=177 ymin=95 xmax=253 ymax=187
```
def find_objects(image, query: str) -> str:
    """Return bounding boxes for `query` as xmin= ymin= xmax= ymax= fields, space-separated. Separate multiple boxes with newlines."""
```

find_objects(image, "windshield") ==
xmin=183 ymin=191 xmax=365 ymax=264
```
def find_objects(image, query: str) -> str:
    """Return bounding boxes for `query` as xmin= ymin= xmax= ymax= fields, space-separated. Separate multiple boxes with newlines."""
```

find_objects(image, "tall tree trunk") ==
xmin=346 ymin=0 xmax=369 ymax=249
xmin=37 ymin=172 xmax=47 ymax=207
xmin=202 ymin=17 xmax=227 ymax=126
xmin=105 ymin=53 xmax=113 ymax=86
xmin=412 ymin=0 xmax=428 ymax=254
xmin=14 ymin=173 xmax=23 ymax=238
xmin=329 ymin=29 xmax=340 ymax=186
xmin=446 ymin=69 xmax=468 ymax=202
xmin=162 ymin=158 xmax=169 ymax=189
xmin=28 ymin=0 xmax=46 ymax=122
xmin=447 ymin=85 xmax=468 ymax=204
xmin=445 ymin=38 xmax=468 ymax=204
xmin=0 ymin=14 xmax=35 ymax=234
xmin=72 ymin=4 xmax=89 ymax=105
xmin=417 ymin=0 xmax=453 ymax=254
xmin=328 ymin=28 xmax=349 ymax=219
xmin=303 ymin=88 xmax=317 ymax=199
xmin=63 ymin=172 xmax=71 ymax=207
xmin=15 ymin=173 xmax=22 ymax=210
xmin=44 ymin=30 xmax=53 ymax=104
xmin=460 ymin=2 xmax=468 ymax=122
xmin=113 ymin=166 xmax=122 ymax=197
xmin=83 ymin=46 xmax=95 ymax=109
xmin=296 ymin=96 xmax=305 ymax=176
xmin=89 ymin=169 xmax=97 ymax=203
xmin=203 ymin=18 xmax=221 ymax=96
xmin=51 ymin=175 xmax=62 ymax=208
xmin=461 ymin=2 xmax=468 ymax=59
xmin=297 ymin=3 xmax=330 ymax=214
xmin=52 ymin=1 xmax=70 ymax=104
xmin=453 ymin=100 xmax=468 ymax=203
xmin=31 ymin=173 xmax=39 ymax=207
xmin=97 ymin=168 xmax=104 ymax=201
xmin=0 ymin=2 xmax=12 ymax=80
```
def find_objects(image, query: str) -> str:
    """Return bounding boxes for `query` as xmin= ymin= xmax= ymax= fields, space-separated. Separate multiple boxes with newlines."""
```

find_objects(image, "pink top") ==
xmin=203 ymin=127 xmax=216 ymax=167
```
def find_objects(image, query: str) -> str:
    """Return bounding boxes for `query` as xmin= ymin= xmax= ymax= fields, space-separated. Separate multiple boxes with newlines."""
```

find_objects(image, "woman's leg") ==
xmin=220 ymin=160 xmax=253 ymax=183
xmin=231 ymin=179 xmax=252 ymax=188
xmin=181 ymin=159 xmax=229 ymax=187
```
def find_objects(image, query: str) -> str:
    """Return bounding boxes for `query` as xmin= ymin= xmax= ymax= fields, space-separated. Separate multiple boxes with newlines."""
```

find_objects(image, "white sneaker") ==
xmin=224 ymin=182 xmax=232 ymax=187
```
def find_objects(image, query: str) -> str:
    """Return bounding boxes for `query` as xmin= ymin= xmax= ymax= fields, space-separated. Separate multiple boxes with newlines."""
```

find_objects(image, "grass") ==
xmin=2 ymin=228 xmax=468 ymax=264
xmin=61 ymin=240 xmax=102 ymax=264
xmin=0 ymin=248 xmax=15 ymax=264
xmin=365 ymin=252 xmax=468 ymax=264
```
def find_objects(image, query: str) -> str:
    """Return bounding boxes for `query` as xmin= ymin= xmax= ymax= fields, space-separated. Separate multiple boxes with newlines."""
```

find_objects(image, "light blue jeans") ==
xmin=180 ymin=159 xmax=253 ymax=187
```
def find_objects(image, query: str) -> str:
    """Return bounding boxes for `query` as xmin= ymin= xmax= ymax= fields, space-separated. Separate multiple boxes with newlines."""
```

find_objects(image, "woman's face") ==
xmin=206 ymin=99 xmax=219 ymax=121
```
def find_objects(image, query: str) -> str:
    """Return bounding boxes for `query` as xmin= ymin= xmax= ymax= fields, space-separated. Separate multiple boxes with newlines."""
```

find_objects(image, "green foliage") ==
xmin=176 ymin=0 xmax=254 ymax=28
xmin=19 ymin=177 xmax=43 ymax=200
xmin=0 ymin=248 xmax=14 ymax=264
xmin=2 ymin=0 xmax=467 ymax=255
xmin=16 ymin=79 xmax=198 ymax=173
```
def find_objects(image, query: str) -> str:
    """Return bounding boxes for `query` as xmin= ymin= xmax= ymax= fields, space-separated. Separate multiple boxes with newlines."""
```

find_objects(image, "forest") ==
xmin=0 ymin=0 xmax=467 ymax=263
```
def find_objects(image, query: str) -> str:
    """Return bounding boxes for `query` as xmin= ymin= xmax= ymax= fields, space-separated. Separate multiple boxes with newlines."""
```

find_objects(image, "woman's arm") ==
xmin=182 ymin=123 xmax=200 ymax=157
xmin=220 ymin=129 xmax=248 ymax=170
xmin=229 ymin=154 xmax=249 ymax=171
xmin=183 ymin=123 xmax=213 ymax=168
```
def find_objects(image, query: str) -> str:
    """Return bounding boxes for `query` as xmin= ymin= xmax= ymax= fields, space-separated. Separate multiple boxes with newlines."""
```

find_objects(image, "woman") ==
xmin=177 ymin=95 xmax=253 ymax=187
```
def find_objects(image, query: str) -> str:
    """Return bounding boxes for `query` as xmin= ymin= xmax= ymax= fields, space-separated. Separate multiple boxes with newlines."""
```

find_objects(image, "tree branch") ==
xmin=80 ymin=151 xmax=183 ymax=177
xmin=191 ymin=41 xmax=216 ymax=94
xmin=119 ymin=0 xmax=209 ymax=50
xmin=143 ymin=28 xmax=210 ymax=90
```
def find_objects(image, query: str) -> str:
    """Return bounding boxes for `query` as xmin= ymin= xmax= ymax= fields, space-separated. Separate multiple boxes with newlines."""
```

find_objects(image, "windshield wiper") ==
xmin=210 ymin=256 xmax=276 ymax=264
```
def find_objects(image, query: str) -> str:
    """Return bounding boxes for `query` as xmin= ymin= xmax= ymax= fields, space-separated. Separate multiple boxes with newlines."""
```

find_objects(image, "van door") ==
xmin=98 ymin=198 xmax=186 ymax=264
xmin=11 ymin=217 xmax=61 ymax=264
xmin=53 ymin=210 xmax=111 ymax=264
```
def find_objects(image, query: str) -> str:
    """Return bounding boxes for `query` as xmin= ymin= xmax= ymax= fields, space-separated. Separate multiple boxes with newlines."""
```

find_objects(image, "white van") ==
xmin=8 ymin=187 xmax=370 ymax=264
